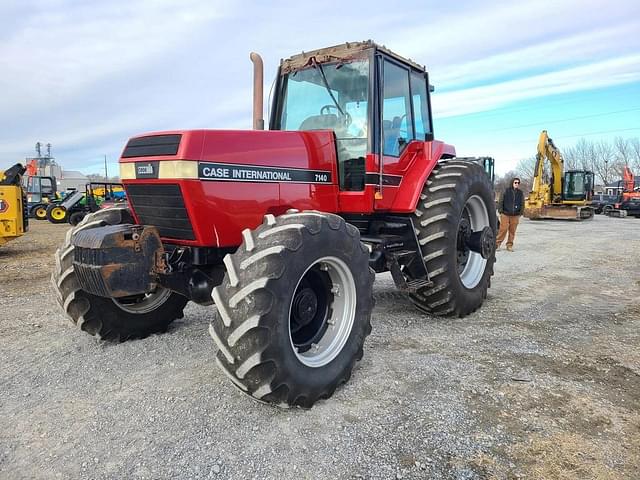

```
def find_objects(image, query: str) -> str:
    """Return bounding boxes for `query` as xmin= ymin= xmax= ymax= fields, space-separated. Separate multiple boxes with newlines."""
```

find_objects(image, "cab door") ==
xmin=374 ymin=57 xmax=433 ymax=210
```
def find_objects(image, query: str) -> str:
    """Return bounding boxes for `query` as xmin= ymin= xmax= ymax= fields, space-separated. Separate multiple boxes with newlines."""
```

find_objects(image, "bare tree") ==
xmin=571 ymin=138 xmax=592 ymax=171
xmin=495 ymin=170 xmax=529 ymax=204
xmin=515 ymin=156 xmax=536 ymax=185
xmin=627 ymin=137 xmax=640 ymax=172
xmin=523 ymin=136 xmax=640 ymax=189
xmin=613 ymin=137 xmax=631 ymax=165
xmin=593 ymin=140 xmax=615 ymax=186
xmin=562 ymin=145 xmax=579 ymax=170
xmin=580 ymin=139 xmax=599 ymax=174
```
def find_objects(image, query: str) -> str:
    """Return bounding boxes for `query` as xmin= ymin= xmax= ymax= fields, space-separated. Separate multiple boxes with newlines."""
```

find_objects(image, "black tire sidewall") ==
xmin=32 ymin=205 xmax=48 ymax=219
xmin=447 ymin=168 xmax=496 ymax=311
xmin=410 ymin=160 xmax=497 ymax=316
xmin=54 ymin=207 xmax=188 ymax=340
xmin=68 ymin=211 xmax=85 ymax=226
xmin=262 ymin=224 xmax=371 ymax=395
xmin=47 ymin=205 xmax=67 ymax=224
xmin=80 ymin=291 xmax=187 ymax=338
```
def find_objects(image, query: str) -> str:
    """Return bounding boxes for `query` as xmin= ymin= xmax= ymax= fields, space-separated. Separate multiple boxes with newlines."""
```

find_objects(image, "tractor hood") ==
xmin=119 ymin=129 xmax=338 ymax=182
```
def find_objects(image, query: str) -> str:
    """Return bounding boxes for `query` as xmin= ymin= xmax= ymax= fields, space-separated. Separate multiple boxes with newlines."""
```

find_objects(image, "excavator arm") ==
xmin=620 ymin=166 xmax=640 ymax=202
xmin=528 ymin=130 xmax=564 ymax=207
xmin=622 ymin=166 xmax=634 ymax=193
xmin=543 ymin=132 xmax=564 ymax=203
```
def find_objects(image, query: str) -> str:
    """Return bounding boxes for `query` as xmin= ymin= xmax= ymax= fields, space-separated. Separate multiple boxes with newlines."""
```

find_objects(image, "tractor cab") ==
xmin=23 ymin=175 xmax=56 ymax=204
xmin=271 ymin=41 xmax=434 ymax=193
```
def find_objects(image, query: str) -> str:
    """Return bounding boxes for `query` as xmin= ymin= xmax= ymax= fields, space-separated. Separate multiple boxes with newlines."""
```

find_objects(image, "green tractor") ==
xmin=46 ymin=182 xmax=126 ymax=225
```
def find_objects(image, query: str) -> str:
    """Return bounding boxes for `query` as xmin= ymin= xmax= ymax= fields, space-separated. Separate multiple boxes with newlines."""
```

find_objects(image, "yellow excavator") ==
xmin=524 ymin=131 xmax=594 ymax=220
xmin=0 ymin=163 xmax=28 ymax=247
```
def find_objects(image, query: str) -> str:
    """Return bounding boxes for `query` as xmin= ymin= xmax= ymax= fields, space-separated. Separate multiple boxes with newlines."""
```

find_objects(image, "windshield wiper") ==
xmin=312 ymin=58 xmax=345 ymax=116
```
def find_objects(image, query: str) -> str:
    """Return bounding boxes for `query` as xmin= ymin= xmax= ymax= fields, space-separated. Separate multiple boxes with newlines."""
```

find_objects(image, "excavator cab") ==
xmin=563 ymin=170 xmax=594 ymax=202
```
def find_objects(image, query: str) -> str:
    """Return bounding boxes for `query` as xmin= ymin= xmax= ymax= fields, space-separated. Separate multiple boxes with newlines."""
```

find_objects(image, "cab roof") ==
xmin=280 ymin=40 xmax=426 ymax=74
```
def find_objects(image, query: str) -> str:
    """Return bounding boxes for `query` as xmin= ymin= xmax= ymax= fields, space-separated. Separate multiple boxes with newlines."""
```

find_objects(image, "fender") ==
xmin=390 ymin=140 xmax=456 ymax=213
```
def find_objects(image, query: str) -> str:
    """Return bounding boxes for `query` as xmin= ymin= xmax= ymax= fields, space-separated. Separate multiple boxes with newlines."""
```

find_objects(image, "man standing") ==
xmin=496 ymin=177 xmax=524 ymax=251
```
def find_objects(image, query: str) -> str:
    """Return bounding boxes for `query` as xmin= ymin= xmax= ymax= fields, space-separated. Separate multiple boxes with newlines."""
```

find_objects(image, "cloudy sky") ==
xmin=1 ymin=0 xmax=639 ymax=175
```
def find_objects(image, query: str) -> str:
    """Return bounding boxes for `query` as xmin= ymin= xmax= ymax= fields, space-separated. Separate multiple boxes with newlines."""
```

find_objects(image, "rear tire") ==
xmin=51 ymin=207 xmax=188 ymax=341
xmin=68 ymin=211 xmax=86 ymax=226
xmin=46 ymin=204 xmax=68 ymax=224
xmin=408 ymin=160 xmax=496 ymax=316
xmin=210 ymin=211 xmax=374 ymax=408
xmin=31 ymin=204 xmax=48 ymax=220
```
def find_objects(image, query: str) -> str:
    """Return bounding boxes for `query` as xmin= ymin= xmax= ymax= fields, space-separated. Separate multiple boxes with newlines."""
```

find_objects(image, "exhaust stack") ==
xmin=250 ymin=52 xmax=264 ymax=130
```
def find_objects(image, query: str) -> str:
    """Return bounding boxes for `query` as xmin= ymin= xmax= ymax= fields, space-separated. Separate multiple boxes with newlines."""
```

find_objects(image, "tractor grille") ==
xmin=122 ymin=134 xmax=181 ymax=158
xmin=125 ymin=184 xmax=195 ymax=240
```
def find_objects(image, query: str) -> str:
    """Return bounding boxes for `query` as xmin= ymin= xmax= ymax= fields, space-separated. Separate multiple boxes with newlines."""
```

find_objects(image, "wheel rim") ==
xmin=457 ymin=195 xmax=489 ymax=289
xmin=51 ymin=207 xmax=66 ymax=220
xmin=112 ymin=287 xmax=172 ymax=314
xmin=35 ymin=208 xmax=46 ymax=219
xmin=289 ymin=256 xmax=357 ymax=368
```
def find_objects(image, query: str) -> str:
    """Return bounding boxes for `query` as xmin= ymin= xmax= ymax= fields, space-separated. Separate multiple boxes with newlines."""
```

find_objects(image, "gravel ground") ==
xmin=0 ymin=215 xmax=639 ymax=479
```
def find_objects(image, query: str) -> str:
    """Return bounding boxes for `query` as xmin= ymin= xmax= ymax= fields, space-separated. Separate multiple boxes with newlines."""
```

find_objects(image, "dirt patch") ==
xmin=511 ymin=429 xmax=639 ymax=480
xmin=1 ymin=215 xmax=639 ymax=479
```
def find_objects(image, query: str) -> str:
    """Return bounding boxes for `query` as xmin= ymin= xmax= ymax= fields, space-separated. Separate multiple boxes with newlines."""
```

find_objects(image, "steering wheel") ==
xmin=320 ymin=105 xmax=337 ymax=115
xmin=320 ymin=105 xmax=351 ymax=128
xmin=391 ymin=114 xmax=408 ymax=128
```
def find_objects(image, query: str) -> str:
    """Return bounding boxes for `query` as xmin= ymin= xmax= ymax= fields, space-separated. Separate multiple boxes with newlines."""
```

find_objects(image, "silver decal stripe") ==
xmin=198 ymin=162 xmax=332 ymax=184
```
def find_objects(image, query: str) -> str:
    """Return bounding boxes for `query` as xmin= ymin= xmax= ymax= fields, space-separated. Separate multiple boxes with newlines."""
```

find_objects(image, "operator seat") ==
xmin=299 ymin=114 xmax=339 ymax=131
xmin=383 ymin=116 xmax=403 ymax=155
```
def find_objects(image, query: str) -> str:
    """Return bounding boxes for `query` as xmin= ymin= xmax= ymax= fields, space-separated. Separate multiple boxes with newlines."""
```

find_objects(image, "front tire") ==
xmin=31 ymin=204 xmax=48 ymax=220
xmin=68 ymin=211 xmax=86 ymax=226
xmin=46 ymin=204 xmax=68 ymax=224
xmin=51 ymin=207 xmax=189 ymax=341
xmin=210 ymin=212 xmax=374 ymax=408
xmin=408 ymin=160 xmax=496 ymax=316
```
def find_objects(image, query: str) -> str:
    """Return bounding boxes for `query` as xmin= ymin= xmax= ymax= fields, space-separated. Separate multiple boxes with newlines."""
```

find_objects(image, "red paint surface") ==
xmin=120 ymin=129 xmax=453 ymax=247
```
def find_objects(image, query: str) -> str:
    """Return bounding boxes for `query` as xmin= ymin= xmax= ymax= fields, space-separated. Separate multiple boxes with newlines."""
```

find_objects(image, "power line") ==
xmin=477 ymin=107 xmax=640 ymax=133
xmin=510 ymin=127 xmax=640 ymax=144
xmin=554 ymin=127 xmax=640 ymax=139
xmin=437 ymin=83 xmax=640 ymax=120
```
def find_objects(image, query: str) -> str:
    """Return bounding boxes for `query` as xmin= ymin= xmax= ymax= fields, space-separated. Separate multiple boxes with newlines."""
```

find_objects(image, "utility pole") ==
xmin=104 ymin=154 xmax=108 ymax=181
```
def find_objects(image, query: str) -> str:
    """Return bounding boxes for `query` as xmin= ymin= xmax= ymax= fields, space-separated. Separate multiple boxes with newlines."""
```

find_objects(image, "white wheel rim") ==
xmin=458 ymin=195 xmax=489 ymax=289
xmin=288 ymin=256 xmax=357 ymax=368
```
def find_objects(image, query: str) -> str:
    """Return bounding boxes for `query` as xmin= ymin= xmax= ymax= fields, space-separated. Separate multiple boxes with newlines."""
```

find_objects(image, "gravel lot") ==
xmin=1 ymin=215 xmax=639 ymax=479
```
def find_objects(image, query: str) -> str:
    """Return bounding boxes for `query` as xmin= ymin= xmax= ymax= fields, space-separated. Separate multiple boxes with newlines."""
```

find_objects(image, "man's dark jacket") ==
xmin=501 ymin=187 xmax=524 ymax=216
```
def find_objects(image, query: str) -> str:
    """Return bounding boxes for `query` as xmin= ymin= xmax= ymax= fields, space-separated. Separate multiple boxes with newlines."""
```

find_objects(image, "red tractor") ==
xmin=52 ymin=41 xmax=496 ymax=408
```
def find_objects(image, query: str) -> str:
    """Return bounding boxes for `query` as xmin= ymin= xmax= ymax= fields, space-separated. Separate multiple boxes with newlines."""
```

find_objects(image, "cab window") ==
xmin=410 ymin=72 xmax=431 ymax=140
xmin=382 ymin=61 xmax=413 ymax=157
xmin=41 ymin=177 xmax=54 ymax=194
